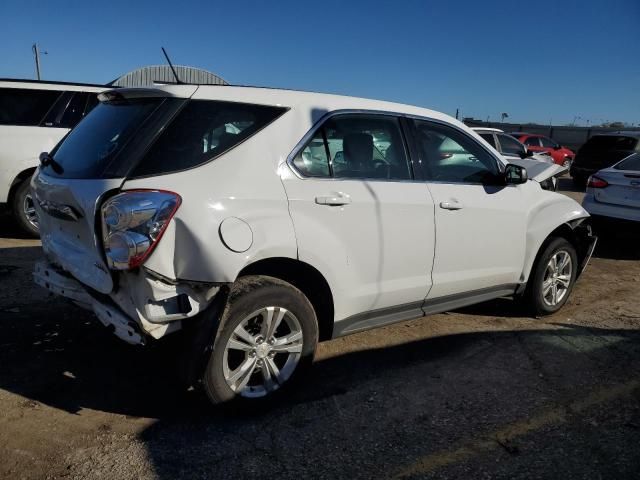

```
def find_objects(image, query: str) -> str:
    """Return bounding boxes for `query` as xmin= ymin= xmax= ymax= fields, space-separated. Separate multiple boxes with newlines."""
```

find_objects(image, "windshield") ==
xmin=614 ymin=153 xmax=640 ymax=171
xmin=43 ymin=98 xmax=164 ymax=179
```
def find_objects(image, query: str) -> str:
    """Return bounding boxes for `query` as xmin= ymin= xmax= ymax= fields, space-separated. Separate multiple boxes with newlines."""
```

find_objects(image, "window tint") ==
xmin=0 ymin=88 xmax=62 ymax=126
xmin=131 ymin=100 xmax=286 ymax=177
xmin=58 ymin=93 xmax=89 ymax=128
xmin=45 ymin=98 xmax=164 ymax=178
xmin=540 ymin=136 xmax=558 ymax=148
xmin=614 ymin=153 xmax=640 ymax=171
xmin=293 ymin=115 xmax=411 ymax=180
xmin=497 ymin=134 xmax=525 ymax=155
xmin=524 ymin=136 xmax=541 ymax=147
xmin=413 ymin=120 xmax=499 ymax=183
xmin=84 ymin=94 xmax=99 ymax=116
xmin=479 ymin=133 xmax=496 ymax=148
xmin=292 ymin=130 xmax=330 ymax=177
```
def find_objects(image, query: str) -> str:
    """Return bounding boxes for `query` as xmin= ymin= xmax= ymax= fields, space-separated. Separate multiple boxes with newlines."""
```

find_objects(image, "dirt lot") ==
xmin=1 ymin=179 xmax=639 ymax=479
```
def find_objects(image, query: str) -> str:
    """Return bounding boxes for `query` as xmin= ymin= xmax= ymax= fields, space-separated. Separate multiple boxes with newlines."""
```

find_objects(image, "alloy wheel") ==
xmin=541 ymin=250 xmax=572 ymax=306
xmin=222 ymin=306 xmax=303 ymax=398
xmin=22 ymin=193 xmax=39 ymax=230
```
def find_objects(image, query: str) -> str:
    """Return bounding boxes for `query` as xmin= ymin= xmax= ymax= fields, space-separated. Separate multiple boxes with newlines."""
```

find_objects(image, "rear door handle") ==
xmin=315 ymin=194 xmax=351 ymax=206
xmin=440 ymin=200 xmax=463 ymax=210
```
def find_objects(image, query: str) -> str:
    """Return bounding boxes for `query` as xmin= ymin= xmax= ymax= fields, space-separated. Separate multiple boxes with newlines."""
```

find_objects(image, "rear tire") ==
xmin=524 ymin=237 xmax=578 ymax=316
xmin=202 ymin=275 xmax=318 ymax=407
xmin=11 ymin=180 xmax=39 ymax=237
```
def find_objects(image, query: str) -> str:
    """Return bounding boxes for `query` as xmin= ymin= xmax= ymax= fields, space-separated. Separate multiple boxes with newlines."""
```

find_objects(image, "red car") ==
xmin=509 ymin=133 xmax=574 ymax=167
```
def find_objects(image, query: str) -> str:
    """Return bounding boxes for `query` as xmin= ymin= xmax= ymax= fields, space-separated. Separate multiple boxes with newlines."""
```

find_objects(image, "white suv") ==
xmin=32 ymin=85 xmax=596 ymax=406
xmin=0 ymin=79 xmax=105 ymax=235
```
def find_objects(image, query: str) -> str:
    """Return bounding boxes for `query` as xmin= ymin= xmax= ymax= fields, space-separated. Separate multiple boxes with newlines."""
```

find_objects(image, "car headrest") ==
xmin=343 ymin=133 xmax=373 ymax=165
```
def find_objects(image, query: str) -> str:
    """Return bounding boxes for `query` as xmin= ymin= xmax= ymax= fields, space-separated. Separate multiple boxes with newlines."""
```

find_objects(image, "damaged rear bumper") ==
xmin=33 ymin=260 xmax=224 ymax=345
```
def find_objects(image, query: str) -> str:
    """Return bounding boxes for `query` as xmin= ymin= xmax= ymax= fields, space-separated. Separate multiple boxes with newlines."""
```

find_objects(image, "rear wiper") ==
xmin=39 ymin=152 xmax=64 ymax=174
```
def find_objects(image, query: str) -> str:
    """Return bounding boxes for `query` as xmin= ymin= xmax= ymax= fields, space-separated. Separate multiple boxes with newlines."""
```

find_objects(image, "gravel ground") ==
xmin=0 ymin=180 xmax=639 ymax=479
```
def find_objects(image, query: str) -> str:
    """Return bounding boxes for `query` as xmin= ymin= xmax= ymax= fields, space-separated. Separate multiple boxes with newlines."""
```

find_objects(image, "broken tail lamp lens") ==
xmin=102 ymin=190 xmax=181 ymax=270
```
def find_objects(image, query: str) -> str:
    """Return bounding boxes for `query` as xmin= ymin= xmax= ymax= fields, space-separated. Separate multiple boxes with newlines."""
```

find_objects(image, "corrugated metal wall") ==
xmin=110 ymin=65 xmax=228 ymax=87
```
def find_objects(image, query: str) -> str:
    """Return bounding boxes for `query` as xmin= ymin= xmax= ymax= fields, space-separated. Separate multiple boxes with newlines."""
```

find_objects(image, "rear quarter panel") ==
xmin=121 ymin=110 xmax=303 ymax=283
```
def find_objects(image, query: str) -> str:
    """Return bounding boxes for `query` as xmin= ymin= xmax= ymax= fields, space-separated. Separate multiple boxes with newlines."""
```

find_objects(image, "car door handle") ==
xmin=315 ymin=195 xmax=351 ymax=206
xmin=440 ymin=200 xmax=463 ymax=210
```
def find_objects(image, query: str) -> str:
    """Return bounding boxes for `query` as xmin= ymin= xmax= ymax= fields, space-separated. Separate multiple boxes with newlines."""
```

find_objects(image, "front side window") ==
xmin=293 ymin=114 xmax=412 ymax=180
xmin=412 ymin=120 xmax=499 ymax=183
xmin=0 ymin=87 xmax=62 ymax=126
xmin=524 ymin=136 xmax=541 ymax=147
xmin=131 ymin=100 xmax=287 ymax=177
xmin=497 ymin=134 xmax=526 ymax=156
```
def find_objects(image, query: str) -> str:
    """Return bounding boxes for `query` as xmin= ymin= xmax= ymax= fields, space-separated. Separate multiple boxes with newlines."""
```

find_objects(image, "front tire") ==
xmin=203 ymin=275 xmax=318 ymax=406
xmin=525 ymin=237 xmax=577 ymax=316
xmin=11 ymin=180 xmax=39 ymax=237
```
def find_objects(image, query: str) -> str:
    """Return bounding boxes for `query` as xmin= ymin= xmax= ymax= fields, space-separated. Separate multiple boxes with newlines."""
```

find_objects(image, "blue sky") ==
xmin=1 ymin=0 xmax=639 ymax=125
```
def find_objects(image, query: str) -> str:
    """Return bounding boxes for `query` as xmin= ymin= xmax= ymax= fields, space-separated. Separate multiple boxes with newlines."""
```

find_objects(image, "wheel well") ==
xmin=541 ymin=221 xmax=591 ymax=274
xmin=7 ymin=168 xmax=37 ymax=205
xmin=237 ymin=258 xmax=335 ymax=341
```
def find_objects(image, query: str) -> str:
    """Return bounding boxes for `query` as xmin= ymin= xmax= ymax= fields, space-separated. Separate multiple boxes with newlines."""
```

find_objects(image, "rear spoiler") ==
xmin=98 ymin=85 xmax=198 ymax=102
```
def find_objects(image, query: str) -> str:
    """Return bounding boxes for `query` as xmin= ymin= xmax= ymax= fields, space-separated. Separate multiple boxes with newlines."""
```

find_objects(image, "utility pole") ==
xmin=32 ymin=43 xmax=47 ymax=80
xmin=455 ymin=108 xmax=459 ymax=120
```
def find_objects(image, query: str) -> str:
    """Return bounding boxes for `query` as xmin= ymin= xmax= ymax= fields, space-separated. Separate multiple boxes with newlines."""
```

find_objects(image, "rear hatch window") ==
xmin=43 ymin=97 xmax=166 ymax=179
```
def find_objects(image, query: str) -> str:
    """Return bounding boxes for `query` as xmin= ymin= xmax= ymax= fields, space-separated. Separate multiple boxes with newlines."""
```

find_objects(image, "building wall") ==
xmin=111 ymin=65 xmax=228 ymax=87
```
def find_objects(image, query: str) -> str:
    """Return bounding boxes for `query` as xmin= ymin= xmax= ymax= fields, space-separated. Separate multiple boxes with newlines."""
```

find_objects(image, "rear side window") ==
xmin=0 ymin=88 xmax=62 ymax=126
xmin=130 ymin=100 xmax=287 ymax=177
xmin=614 ymin=153 xmax=640 ymax=171
xmin=497 ymin=134 xmax=525 ymax=155
xmin=524 ymin=137 xmax=541 ymax=147
xmin=45 ymin=98 xmax=164 ymax=178
xmin=292 ymin=114 xmax=412 ymax=180
xmin=479 ymin=133 xmax=496 ymax=148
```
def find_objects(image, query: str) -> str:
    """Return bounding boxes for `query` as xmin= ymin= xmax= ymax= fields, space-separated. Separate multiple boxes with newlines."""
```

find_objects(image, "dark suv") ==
xmin=570 ymin=132 xmax=640 ymax=189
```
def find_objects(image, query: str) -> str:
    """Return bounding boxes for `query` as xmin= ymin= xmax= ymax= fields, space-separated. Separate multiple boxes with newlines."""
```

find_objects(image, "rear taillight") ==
xmin=101 ymin=190 xmax=181 ymax=270
xmin=587 ymin=176 xmax=608 ymax=189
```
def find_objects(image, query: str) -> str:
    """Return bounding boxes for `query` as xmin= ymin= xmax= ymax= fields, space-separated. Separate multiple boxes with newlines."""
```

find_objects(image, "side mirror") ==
xmin=505 ymin=163 xmax=528 ymax=184
xmin=518 ymin=149 xmax=533 ymax=159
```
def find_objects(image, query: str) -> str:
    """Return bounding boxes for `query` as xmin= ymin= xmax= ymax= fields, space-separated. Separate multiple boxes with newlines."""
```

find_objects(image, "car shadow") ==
xmin=557 ymin=176 xmax=583 ymax=193
xmin=0 ymin=212 xmax=38 ymax=240
xmin=1 ymin=291 xmax=639 ymax=478
xmin=591 ymin=220 xmax=640 ymax=260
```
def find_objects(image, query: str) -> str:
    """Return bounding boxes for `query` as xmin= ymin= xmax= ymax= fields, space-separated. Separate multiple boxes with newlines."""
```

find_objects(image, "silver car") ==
xmin=582 ymin=153 xmax=640 ymax=223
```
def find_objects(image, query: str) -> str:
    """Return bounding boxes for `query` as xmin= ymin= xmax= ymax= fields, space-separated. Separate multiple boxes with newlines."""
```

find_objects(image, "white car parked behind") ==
xmin=32 ymin=85 xmax=596 ymax=406
xmin=0 ymin=79 xmax=105 ymax=235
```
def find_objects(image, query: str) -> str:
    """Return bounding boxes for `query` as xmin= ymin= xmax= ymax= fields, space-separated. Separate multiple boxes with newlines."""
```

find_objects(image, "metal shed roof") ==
xmin=109 ymin=65 xmax=228 ymax=87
